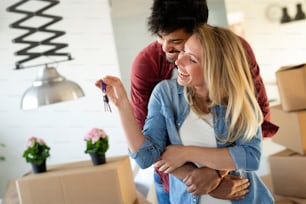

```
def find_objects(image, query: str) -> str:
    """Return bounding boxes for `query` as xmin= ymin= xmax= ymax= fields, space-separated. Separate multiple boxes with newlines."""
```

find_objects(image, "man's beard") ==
xmin=166 ymin=51 xmax=179 ymax=63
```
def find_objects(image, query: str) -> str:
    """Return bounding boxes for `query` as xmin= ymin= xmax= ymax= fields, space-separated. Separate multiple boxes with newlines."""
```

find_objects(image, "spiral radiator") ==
xmin=7 ymin=0 xmax=71 ymax=69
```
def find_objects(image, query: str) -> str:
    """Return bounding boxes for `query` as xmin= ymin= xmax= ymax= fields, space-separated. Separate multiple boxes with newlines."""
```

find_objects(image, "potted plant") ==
xmin=23 ymin=137 xmax=50 ymax=173
xmin=84 ymin=128 xmax=109 ymax=165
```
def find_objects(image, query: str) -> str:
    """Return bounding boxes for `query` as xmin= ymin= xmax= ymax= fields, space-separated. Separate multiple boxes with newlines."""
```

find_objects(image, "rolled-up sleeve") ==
xmin=129 ymin=138 xmax=162 ymax=169
xmin=129 ymin=82 xmax=170 ymax=169
xmin=228 ymin=128 xmax=262 ymax=171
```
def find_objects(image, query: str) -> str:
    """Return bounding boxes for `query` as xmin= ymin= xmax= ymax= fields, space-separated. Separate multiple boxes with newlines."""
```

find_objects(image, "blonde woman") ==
xmin=96 ymin=24 xmax=273 ymax=203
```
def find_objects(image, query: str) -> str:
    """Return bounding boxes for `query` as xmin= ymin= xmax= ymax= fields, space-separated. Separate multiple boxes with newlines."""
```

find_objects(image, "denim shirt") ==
xmin=129 ymin=79 xmax=274 ymax=204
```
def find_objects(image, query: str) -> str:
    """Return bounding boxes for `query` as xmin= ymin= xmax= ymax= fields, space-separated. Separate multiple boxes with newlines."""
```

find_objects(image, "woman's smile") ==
xmin=178 ymin=69 xmax=189 ymax=78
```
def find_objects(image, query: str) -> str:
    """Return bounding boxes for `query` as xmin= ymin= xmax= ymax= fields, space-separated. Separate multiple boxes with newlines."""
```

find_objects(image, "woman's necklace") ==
xmin=192 ymin=96 xmax=213 ymax=127
xmin=199 ymin=113 xmax=213 ymax=127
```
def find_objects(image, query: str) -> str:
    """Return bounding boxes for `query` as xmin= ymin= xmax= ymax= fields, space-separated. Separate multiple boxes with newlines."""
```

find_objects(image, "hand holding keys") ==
xmin=101 ymin=80 xmax=112 ymax=112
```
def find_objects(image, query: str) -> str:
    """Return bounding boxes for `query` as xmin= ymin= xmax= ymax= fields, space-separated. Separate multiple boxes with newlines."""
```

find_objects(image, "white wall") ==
xmin=0 ymin=0 xmax=128 ymax=197
xmin=111 ymin=0 xmax=155 ymax=97
xmin=225 ymin=0 xmax=306 ymax=101
xmin=224 ymin=0 xmax=306 ymax=174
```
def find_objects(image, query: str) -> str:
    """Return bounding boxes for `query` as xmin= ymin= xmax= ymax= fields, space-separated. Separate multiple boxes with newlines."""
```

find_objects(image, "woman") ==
xmin=96 ymin=24 xmax=273 ymax=203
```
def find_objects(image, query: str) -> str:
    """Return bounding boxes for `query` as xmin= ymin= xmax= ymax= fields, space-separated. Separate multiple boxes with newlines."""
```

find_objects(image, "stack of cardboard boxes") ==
xmin=269 ymin=63 xmax=306 ymax=203
xmin=3 ymin=155 xmax=151 ymax=204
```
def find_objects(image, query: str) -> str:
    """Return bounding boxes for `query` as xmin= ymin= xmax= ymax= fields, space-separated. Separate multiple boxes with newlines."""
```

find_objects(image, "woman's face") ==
xmin=175 ymin=34 xmax=204 ymax=88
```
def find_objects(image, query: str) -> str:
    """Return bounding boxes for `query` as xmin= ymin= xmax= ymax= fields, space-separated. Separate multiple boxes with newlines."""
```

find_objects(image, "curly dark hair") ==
xmin=148 ymin=0 xmax=209 ymax=35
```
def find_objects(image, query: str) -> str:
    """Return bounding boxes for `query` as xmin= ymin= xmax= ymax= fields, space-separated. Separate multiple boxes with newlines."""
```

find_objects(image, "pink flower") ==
xmin=27 ymin=137 xmax=46 ymax=147
xmin=36 ymin=138 xmax=46 ymax=145
xmin=84 ymin=128 xmax=108 ymax=144
xmin=27 ymin=137 xmax=36 ymax=147
xmin=23 ymin=136 xmax=50 ymax=165
xmin=84 ymin=128 xmax=109 ymax=155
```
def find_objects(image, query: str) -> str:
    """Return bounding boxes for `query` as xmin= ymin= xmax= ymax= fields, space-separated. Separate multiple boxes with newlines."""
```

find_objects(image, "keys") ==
xmin=101 ymin=81 xmax=112 ymax=112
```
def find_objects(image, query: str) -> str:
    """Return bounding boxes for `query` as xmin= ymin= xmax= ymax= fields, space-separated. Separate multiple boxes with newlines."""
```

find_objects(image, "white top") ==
xmin=180 ymin=110 xmax=231 ymax=204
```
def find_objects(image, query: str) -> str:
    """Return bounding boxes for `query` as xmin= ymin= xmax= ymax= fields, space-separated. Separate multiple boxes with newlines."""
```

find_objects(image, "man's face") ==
xmin=157 ymin=29 xmax=191 ymax=63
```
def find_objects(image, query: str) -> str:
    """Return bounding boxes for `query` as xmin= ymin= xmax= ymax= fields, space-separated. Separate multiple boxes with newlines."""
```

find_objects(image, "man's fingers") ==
xmin=234 ymin=179 xmax=249 ymax=190
xmin=239 ymin=180 xmax=250 ymax=189
xmin=186 ymin=184 xmax=197 ymax=194
xmin=208 ymin=175 xmax=250 ymax=200
xmin=183 ymin=174 xmax=192 ymax=185
xmin=185 ymin=176 xmax=196 ymax=194
xmin=231 ymin=179 xmax=250 ymax=199
xmin=232 ymin=188 xmax=250 ymax=200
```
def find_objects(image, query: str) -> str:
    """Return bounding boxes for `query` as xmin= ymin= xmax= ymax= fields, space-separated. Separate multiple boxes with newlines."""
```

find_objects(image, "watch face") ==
xmin=266 ymin=4 xmax=282 ymax=22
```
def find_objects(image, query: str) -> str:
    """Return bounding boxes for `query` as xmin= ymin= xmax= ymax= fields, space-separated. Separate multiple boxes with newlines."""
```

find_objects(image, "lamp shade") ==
xmin=21 ymin=66 xmax=84 ymax=110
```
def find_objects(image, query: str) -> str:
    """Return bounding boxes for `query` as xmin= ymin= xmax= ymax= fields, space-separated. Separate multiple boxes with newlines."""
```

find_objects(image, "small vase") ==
xmin=89 ymin=152 xmax=106 ymax=166
xmin=31 ymin=160 xmax=47 ymax=174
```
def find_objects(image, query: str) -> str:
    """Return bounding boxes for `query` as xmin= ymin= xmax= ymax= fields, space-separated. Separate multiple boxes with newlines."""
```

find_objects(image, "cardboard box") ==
xmin=3 ymin=180 xmax=19 ymax=204
xmin=4 ymin=180 xmax=151 ymax=204
xmin=271 ymin=105 xmax=306 ymax=154
xmin=134 ymin=192 xmax=152 ymax=204
xmin=269 ymin=149 xmax=306 ymax=198
xmin=15 ymin=156 xmax=137 ymax=204
xmin=276 ymin=63 xmax=306 ymax=111
xmin=261 ymin=175 xmax=306 ymax=204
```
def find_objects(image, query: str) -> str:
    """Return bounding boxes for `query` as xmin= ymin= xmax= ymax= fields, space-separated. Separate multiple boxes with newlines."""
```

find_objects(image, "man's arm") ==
xmin=209 ymin=175 xmax=250 ymax=200
xmin=170 ymin=164 xmax=221 ymax=194
xmin=130 ymin=52 xmax=158 ymax=129
xmin=239 ymin=37 xmax=279 ymax=138
xmin=169 ymin=163 xmax=249 ymax=199
xmin=130 ymin=42 xmax=175 ymax=129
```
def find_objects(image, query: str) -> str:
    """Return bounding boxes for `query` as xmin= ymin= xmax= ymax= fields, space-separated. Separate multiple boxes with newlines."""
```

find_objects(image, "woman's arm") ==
xmin=157 ymin=145 xmax=235 ymax=173
xmin=184 ymin=146 xmax=235 ymax=170
xmin=95 ymin=76 xmax=168 ymax=169
xmin=157 ymin=128 xmax=262 ymax=173
xmin=95 ymin=76 xmax=144 ymax=152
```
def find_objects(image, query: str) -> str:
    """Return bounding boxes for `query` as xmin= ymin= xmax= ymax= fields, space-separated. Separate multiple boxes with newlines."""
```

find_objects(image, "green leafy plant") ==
xmin=0 ymin=143 xmax=5 ymax=161
xmin=84 ymin=128 xmax=109 ymax=155
xmin=23 ymin=137 xmax=50 ymax=165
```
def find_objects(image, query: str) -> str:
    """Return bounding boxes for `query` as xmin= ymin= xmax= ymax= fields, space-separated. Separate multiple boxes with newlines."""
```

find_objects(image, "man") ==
xmin=130 ymin=0 xmax=278 ymax=203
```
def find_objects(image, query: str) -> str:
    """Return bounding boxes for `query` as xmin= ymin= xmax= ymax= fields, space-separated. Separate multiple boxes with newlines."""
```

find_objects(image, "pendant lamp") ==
xmin=7 ymin=0 xmax=85 ymax=110
xmin=21 ymin=66 xmax=84 ymax=110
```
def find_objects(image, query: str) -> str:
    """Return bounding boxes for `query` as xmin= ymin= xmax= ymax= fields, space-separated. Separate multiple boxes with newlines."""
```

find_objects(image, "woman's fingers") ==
xmin=153 ymin=160 xmax=174 ymax=173
xmin=95 ymin=76 xmax=128 ymax=107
